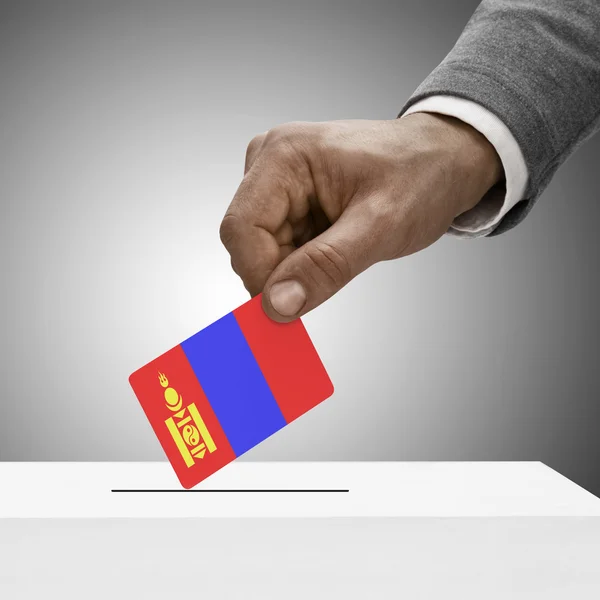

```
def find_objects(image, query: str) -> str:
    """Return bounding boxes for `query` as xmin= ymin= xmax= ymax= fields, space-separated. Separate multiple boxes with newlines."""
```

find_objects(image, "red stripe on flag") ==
xmin=129 ymin=345 xmax=236 ymax=489
xmin=233 ymin=294 xmax=334 ymax=424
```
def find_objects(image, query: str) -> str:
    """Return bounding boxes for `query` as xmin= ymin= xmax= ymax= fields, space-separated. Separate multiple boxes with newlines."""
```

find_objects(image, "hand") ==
xmin=219 ymin=114 xmax=503 ymax=322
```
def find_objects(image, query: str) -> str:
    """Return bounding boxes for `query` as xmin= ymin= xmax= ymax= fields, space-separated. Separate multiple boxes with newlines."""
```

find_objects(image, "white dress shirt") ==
xmin=402 ymin=96 xmax=529 ymax=238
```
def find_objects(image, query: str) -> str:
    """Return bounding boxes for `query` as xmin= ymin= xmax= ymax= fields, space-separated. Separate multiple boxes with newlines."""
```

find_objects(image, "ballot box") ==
xmin=1 ymin=462 xmax=600 ymax=599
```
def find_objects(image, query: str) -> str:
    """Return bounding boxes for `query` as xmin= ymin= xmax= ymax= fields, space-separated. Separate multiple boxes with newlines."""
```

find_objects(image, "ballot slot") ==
xmin=110 ymin=488 xmax=350 ymax=493
xmin=104 ymin=463 xmax=353 ymax=518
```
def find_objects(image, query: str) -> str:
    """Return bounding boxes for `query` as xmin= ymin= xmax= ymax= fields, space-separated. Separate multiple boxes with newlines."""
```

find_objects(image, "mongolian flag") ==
xmin=129 ymin=294 xmax=334 ymax=489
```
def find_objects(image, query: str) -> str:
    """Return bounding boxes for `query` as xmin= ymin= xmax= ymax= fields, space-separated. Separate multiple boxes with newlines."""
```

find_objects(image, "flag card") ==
xmin=129 ymin=294 xmax=334 ymax=489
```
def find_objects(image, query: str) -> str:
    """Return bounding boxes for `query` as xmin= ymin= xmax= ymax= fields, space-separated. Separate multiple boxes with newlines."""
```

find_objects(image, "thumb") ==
xmin=262 ymin=201 xmax=391 ymax=322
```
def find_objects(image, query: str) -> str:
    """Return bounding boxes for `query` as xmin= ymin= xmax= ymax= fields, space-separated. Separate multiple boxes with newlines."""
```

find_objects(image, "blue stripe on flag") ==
xmin=181 ymin=312 xmax=286 ymax=457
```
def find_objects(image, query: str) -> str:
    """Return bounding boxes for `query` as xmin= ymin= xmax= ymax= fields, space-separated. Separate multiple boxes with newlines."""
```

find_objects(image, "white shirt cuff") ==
xmin=402 ymin=96 xmax=529 ymax=238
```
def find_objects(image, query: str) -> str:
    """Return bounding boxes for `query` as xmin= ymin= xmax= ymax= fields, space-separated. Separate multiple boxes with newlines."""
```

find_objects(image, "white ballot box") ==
xmin=1 ymin=462 xmax=600 ymax=599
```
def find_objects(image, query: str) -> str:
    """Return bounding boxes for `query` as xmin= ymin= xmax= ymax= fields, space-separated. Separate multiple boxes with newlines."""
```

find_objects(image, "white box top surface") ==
xmin=1 ymin=461 xmax=599 ymax=518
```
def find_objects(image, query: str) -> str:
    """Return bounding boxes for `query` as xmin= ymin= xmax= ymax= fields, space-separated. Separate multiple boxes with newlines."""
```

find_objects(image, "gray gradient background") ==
xmin=1 ymin=0 xmax=599 ymax=495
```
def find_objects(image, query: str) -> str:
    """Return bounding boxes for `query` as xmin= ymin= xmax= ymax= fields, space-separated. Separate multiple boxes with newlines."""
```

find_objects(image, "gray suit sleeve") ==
xmin=399 ymin=0 xmax=600 ymax=236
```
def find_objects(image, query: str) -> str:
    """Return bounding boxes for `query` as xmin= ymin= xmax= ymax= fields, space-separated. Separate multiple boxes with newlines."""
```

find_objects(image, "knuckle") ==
xmin=263 ymin=125 xmax=284 ymax=146
xmin=264 ymin=122 xmax=311 ymax=152
xmin=245 ymin=133 xmax=267 ymax=165
xmin=266 ymin=122 xmax=300 ymax=141
xmin=219 ymin=213 xmax=240 ymax=248
xmin=302 ymin=241 xmax=352 ymax=287
xmin=262 ymin=123 xmax=306 ymax=171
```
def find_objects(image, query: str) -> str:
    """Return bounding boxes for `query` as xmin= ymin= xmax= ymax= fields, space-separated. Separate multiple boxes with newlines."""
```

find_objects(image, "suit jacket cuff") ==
xmin=402 ymin=95 xmax=529 ymax=238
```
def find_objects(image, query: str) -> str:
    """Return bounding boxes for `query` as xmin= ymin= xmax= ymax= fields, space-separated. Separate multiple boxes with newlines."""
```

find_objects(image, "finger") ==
xmin=220 ymin=211 xmax=281 ymax=297
xmin=261 ymin=197 xmax=394 ymax=322
xmin=220 ymin=161 xmax=302 ymax=296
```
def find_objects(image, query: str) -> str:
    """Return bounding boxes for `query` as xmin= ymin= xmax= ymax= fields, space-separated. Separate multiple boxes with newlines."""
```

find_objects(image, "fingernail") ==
xmin=269 ymin=280 xmax=307 ymax=317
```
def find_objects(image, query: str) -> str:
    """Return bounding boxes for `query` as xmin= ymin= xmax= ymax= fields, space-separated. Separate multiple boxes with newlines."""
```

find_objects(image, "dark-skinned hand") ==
xmin=219 ymin=113 xmax=503 ymax=322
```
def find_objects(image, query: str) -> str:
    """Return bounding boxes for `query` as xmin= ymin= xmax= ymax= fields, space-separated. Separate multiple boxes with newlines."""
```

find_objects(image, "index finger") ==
xmin=219 ymin=163 xmax=293 ymax=296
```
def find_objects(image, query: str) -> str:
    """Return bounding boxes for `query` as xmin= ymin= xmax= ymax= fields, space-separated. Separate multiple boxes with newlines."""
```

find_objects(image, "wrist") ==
xmin=402 ymin=112 xmax=504 ymax=217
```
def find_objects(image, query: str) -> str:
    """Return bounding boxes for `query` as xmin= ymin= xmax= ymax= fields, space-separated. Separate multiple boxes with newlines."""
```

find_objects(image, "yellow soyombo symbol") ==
xmin=158 ymin=372 xmax=217 ymax=467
